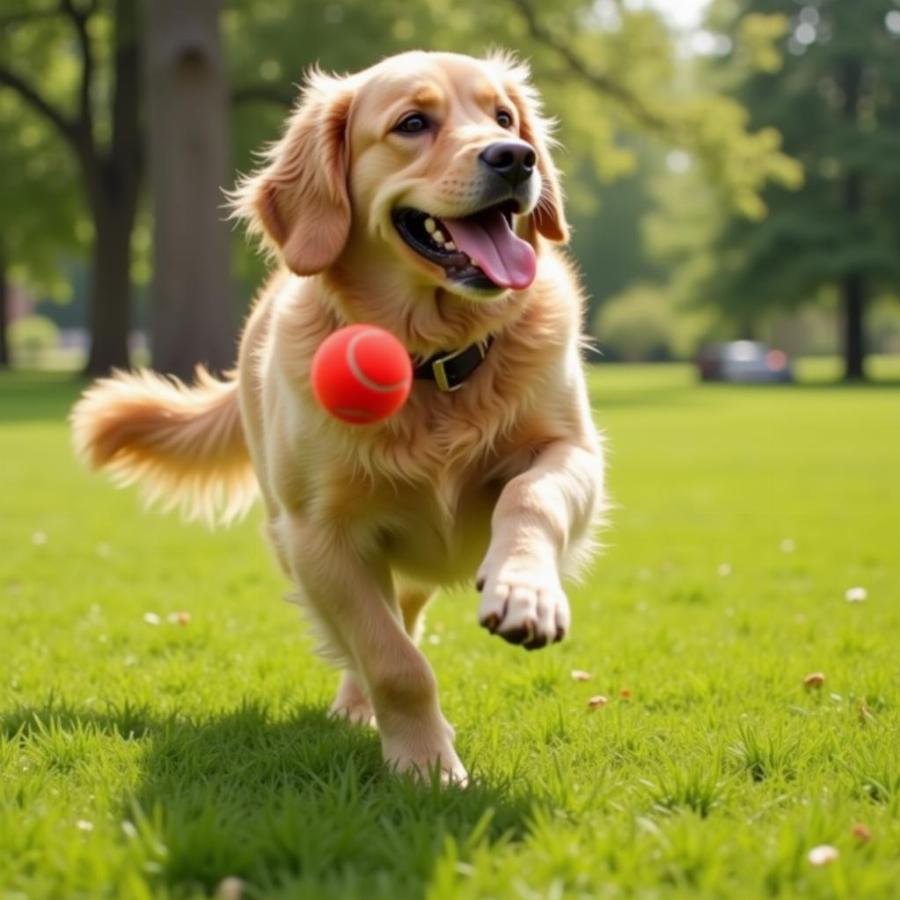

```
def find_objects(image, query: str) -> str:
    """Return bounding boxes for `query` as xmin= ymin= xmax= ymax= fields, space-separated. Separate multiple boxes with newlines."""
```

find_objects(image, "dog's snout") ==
xmin=479 ymin=141 xmax=536 ymax=188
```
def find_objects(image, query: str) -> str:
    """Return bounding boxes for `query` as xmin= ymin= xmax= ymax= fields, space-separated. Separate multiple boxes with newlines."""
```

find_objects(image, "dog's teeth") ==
xmin=433 ymin=230 xmax=446 ymax=244
xmin=469 ymin=257 xmax=478 ymax=267
xmin=444 ymin=241 xmax=456 ymax=251
xmin=424 ymin=218 xmax=436 ymax=234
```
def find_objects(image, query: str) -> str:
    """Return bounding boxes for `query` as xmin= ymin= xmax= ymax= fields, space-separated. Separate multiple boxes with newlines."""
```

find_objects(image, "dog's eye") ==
xmin=496 ymin=109 xmax=514 ymax=129
xmin=394 ymin=113 xmax=430 ymax=135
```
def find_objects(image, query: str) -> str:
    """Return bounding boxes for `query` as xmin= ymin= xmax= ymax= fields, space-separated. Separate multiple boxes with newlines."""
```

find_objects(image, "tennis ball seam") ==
xmin=346 ymin=330 xmax=410 ymax=393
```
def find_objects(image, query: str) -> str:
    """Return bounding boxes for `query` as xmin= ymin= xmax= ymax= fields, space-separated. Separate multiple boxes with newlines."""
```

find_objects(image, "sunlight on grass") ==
xmin=1 ymin=366 xmax=898 ymax=898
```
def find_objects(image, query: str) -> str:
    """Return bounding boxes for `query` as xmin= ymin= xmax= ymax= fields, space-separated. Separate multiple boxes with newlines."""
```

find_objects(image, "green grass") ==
xmin=1 ymin=365 xmax=898 ymax=899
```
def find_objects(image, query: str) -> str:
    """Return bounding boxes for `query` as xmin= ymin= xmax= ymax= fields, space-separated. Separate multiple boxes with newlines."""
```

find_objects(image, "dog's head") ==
xmin=233 ymin=51 xmax=568 ymax=302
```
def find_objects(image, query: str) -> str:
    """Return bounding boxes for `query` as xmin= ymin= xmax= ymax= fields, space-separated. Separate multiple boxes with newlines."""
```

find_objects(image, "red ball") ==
xmin=311 ymin=324 xmax=412 ymax=424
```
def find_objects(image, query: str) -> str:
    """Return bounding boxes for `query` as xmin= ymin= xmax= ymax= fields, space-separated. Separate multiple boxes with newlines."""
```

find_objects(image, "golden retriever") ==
xmin=71 ymin=51 xmax=605 ymax=782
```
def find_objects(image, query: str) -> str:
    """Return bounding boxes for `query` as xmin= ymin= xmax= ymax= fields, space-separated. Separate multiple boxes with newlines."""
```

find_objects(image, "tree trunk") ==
xmin=842 ymin=272 xmax=866 ymax=381
xmin=144 ymin=0 xmax=235 ymax=380
xmin=84 ymin=199 xmax=134 ymax=374
xmin=0 ymin=241 xmax=9 ymax=369
xmin=840 ymin=58 xmax=866 ymax=382
xmin=82 ymin=0 xmax=142 ymax=377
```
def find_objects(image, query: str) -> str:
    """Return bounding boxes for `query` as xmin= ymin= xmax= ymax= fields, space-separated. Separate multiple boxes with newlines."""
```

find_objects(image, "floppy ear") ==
xmin=231 ymin=72 xmax=354 ymax=275
xmin=499 ymin=62 xmax=569 ymax=244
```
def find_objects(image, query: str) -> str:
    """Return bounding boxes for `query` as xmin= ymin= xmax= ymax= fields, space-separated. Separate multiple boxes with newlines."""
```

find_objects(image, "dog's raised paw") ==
xmin=476 ymin=556 xmax=570 ymax=649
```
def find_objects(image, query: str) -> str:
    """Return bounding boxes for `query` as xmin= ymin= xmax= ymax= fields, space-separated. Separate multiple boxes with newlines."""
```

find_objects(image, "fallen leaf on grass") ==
xmin=845 ymin=586 xmax=867 ymax=603
xmin=587 ymin=695 xmax=608 ymax=709
xmin=803 ymin=672 xmax=825 ymax=689
xmin=851 ymin=823 xmax=872 ymax=843
xmin=808 ymin=845 xmax=839 ymax=866
xmin=571 ymin=670 xmax=591 ymax=681
xmin=143 ymin=612 xmax=161 ymax=626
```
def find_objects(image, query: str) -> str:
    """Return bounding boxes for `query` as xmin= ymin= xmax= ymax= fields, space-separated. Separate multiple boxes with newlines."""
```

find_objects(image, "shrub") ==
xmin=593 ymin=283 xmax=679 ymax=362
xmin=9 ymin=315 xmax=60 ymax=368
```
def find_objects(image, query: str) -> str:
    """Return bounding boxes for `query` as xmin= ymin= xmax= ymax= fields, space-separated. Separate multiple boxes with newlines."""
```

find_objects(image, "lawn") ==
xmin=1 ymin=364 xmax=898 ymax=899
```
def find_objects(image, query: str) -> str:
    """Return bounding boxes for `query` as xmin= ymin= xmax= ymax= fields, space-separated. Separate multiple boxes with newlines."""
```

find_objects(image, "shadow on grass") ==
xmin=0 ymin=372 xmax=85 ymax=423
xmin=2 ymin=699 xmax=536 ymax=898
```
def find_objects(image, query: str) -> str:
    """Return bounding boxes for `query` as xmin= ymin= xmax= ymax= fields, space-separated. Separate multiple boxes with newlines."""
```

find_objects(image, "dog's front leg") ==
xmin=477 ymin=441 xmax=603 ymax=650
xmin=280 ymin=516 xmax=466 ymax=782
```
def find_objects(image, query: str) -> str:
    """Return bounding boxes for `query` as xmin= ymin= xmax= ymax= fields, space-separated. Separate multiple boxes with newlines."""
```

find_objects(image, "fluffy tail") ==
xmin=71 ymin=367 xmax=257 ymax=526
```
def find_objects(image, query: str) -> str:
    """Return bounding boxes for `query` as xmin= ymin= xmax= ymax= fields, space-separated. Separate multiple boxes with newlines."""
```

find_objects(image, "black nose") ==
xmin=479 ymin=141 xmax=536 ymax=188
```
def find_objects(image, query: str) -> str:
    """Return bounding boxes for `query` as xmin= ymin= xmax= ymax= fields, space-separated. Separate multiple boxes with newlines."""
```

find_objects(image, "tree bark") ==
xmin=85 ymin=196 xmax=135 ymax=373
xmin=82 ymin=0 xmax=142 ymax=376
xmin=840 ymin=58 xmax=866 ymax=382
xmin=144 ymin=0 xmax=235 ymax=380
xmin=842 ymin=272 xmax=866 ymax=381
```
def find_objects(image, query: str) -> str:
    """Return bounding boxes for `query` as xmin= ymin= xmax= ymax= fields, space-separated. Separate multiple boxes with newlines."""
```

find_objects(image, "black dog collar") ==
xmin=413 ymin=337 xmax=494 ymax=392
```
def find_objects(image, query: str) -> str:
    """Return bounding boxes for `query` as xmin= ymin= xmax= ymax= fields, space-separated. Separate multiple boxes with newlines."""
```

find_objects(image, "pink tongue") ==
xmin=442 ymin=210 xmax=536 ymax=290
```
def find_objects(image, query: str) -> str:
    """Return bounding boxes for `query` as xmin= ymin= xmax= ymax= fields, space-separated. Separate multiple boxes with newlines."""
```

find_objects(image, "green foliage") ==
xmin=566 ymin=138 xmax=668 ymax=317
xmin=220 ymin=0 xmax=804 ymax=309
xmin=736 ymin=12 xmax=791 ymax=73
xmin=0 ymin=1 xmax=144 ymax=307
xmin=2 ymin=367 xmax=900 ymax=897
xmin=8 ymin=314 xmax=59 ymax=366
xmin=0 ymin=91 xmax=87 ymax=298
xmin=594 ymin=282 xmax=680 ymax=361
xmin=5 ymin=0 xmax=886 ymax=372
xmin=700 ymin=0 xmax=900 ymax=314
xmin=869 ymin=296 xmax=900 ymax=354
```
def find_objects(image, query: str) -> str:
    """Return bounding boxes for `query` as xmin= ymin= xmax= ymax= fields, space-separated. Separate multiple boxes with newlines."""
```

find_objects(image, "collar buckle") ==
xmin=431 ymin=339 xmax=490 ymax=392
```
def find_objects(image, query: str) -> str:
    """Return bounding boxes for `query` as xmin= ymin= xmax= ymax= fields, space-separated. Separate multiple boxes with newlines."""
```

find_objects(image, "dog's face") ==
xmin=234 ymin=52 xmax=568 ymax=302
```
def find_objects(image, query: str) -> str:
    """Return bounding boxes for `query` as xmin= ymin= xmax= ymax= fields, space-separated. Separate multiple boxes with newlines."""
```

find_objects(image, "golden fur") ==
xmin=71 ymin=51 xmax=605 ymax=781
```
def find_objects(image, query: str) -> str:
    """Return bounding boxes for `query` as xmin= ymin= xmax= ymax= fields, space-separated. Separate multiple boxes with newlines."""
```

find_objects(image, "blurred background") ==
xmin=1 ymin=0 xmax=898 ymax=382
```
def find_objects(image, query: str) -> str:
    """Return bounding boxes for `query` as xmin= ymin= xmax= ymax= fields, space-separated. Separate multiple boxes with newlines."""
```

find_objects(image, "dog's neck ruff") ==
xmin=413 ymin=337 xmax=494 ymax=392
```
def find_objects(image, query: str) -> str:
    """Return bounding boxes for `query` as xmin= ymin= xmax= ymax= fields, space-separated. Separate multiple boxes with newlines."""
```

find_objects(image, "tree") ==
xmin=144 ymin=0 xmax=235 ymax=379
xmin=219 ymin=0 xmax=802 ymax=320
xmin=0 ymin=0 xmax=141 ymax=376
xmin=0 ymin=73 xmax=89 ymax=369
xmin=1 ymin=0 xmax=811 ymax=377
xmin=702 ymin=0 xmax=900 ymax=380
xmin=0 ymin=242 xmax=7 ymax=369
xmin=505 ymin=0 xmax=800 ymax=223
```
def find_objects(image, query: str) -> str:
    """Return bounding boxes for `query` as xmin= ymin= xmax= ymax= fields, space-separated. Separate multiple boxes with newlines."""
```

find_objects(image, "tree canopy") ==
xmin=698 ymin=0 xmax=900 ymax=377
xmin=4 ymin=0 xmax=893 ymax=378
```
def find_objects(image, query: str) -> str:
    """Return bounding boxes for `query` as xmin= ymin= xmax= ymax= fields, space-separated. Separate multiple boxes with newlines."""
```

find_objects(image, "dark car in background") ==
xmin=697 ymin=341 xmax=793 ymax=383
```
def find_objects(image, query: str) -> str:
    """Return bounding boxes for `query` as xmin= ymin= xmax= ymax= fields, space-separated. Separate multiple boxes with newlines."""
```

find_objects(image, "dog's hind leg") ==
xmin=331 ymin=585 xmax=434 ymax=727
xmin=331 ymin=671 xmax=376 ymax=726
xmin=283 ymin=518 xmax=465 ymax=782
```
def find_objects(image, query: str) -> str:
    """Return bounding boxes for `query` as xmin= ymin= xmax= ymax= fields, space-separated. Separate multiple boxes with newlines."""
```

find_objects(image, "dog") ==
xmin=72 ymin=51 xmax=605 ymax=782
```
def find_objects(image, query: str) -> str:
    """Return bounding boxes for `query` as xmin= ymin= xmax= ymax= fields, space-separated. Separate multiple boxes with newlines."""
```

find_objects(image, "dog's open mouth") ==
xmin=392 ymin=201 xmax=537 ymax=292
